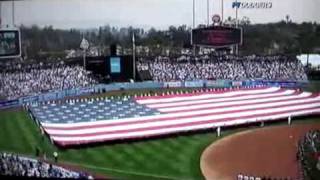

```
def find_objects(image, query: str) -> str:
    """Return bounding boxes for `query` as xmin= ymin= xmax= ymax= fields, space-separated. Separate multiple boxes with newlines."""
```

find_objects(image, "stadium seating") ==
xmin=137 ymin=55 xmax=307 ymax=82
xmin=0 ymin=54 xmax=307 ymax=101
xmin=0 ymin=152 xmax=91 ymax=178
xmin=0 ymin=63 xmax=97 ymax=100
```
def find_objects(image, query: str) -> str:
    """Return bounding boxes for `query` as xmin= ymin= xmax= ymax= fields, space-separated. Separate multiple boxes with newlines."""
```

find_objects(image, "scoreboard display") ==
xmin=110 ymin=57 xmax=121 ymax=73
xmin=192 ymin=26 xmax=242 ymax=47
xmin=84 ymin=55 xmax=133 ymax=82
xmin=0 ymin=29 xmax=21 ymax=58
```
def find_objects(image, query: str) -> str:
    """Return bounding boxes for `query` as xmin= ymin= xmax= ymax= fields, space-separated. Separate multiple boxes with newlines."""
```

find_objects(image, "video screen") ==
xmin=0 ymin=30 xmax=21 ymax=57
xmin=110 ymin=57 xmax=121 ymax=73
xmin=192 ymin=26 xmax=242 ymax=47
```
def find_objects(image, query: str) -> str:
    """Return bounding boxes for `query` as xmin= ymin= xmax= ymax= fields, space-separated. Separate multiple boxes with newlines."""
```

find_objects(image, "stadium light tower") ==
xmin=193 ymin=0 xmax=195 ymax=28
xmin=0 ymin=2 xmax=2 ymax=27
xmin=221 ymin=0 xmax=224 ymax=23
xmin=235 ymin=0 xmax=238 ymax=27
xmin=80 ymin=36 xmax=89 ymax=69
xmin=192 ymin=0 xmax=196 ymax=55
xmin=0 ymin=1 xmax=16 ymax=27
xmin=12 ymin=0 xmax=15 ymax=26
xmin=207 ymin=0 xmax=209 ymax=26
xmin=132 ymin=33 xmax=136 ymax=81
xmin=235 ymin=0 xmax=239 ymax=55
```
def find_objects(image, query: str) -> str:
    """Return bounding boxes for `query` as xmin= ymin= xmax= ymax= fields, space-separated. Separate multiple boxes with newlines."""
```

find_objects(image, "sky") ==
xmin=0 ymin=0 xmax=320 ymax=30
xmin=297 ymin=54 xmax=320 ymax=67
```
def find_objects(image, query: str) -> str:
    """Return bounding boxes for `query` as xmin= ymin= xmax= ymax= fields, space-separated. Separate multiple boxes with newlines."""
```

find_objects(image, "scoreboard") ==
xmin=85 ymin=55 xmax=133 ymax=82
xmin=106 ymin=56 xmax=133 ymax=81
xmin=192 ymin=26 xmax=242 ymax=47
xmin=110 ymin=57 xmax=121 ymax=73
xmin=0 ymin=29 xmax=21 ymax=58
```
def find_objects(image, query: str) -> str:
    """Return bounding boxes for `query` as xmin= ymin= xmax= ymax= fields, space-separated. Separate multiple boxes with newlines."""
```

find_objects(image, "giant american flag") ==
xmin=29 ymin=86 xmax=320 ymax=147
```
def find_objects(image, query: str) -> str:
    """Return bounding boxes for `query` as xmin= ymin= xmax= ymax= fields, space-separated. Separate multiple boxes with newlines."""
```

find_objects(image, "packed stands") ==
xmin=28 ymin=86 xmax=320 ymax=147
xmin=137 ymin=55 xmax=307 ymax=82
xmin=0 ymin=152 xmax=92 ymax=178
xmin=0 ymin=54 xmax=307 ymax=101
xmin=0 ymin=62 xmax=97 ymax=100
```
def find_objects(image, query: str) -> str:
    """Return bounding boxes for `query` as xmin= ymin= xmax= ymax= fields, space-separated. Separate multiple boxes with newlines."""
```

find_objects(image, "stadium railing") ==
xmin=0 ymin=80 xmax=308 ymax=110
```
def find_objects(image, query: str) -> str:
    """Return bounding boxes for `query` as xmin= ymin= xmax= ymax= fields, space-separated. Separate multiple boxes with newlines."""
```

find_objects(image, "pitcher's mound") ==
xmin=200 ymin=123 xmax=320 ymax=180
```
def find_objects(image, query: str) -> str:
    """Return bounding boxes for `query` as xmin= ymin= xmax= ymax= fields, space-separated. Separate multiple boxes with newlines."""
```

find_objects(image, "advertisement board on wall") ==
xmin=184 ymin=81 xmax=204 ymax=88
xmin=206 ymin=80 xmax=220 ymax=87
xmin=43 ymin=92 xmax=57 ymax=101
xmin=0 ymin=100 xmax=19 ymax=109
xmin=78 ymin=87 xmax=94 ymax=95
xmin=164 ymin=81 xmax=182 ymax=88
xmin=232 ymin=81 xmax=243 ymax=87
xmin=20 ymin=96 xmax=39 ymax=104
xmin=0 ymin=81 xmax=307 ymax=109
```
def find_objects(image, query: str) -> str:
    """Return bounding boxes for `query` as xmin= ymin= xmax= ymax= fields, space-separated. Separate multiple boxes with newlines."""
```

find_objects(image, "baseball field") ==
xmin=0 ymin=82 xmax=320 ymax=180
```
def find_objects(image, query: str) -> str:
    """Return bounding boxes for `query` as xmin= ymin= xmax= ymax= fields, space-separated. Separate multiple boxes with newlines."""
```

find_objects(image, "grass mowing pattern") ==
xmin=1 ymin=109 xmax=319 ymax=180
xmin=1 ymin=82 xmax=320 ymax=179
xmin=0 ymin=108 xmax=226 ymax=180
xmin=0 ymin=110 xmax=318 ymax=179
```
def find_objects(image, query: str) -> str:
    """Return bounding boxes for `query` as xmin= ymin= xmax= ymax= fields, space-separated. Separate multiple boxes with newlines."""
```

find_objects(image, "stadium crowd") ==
xmin=0 ymin=62 xmax=97 ymax=100
xmin=137 ymin=55 xmax=307 ymax=82
xmin=0 ymin=54 xmax=307 ymax=100
xmin=0 ymin=152 xmax=91 ymax=178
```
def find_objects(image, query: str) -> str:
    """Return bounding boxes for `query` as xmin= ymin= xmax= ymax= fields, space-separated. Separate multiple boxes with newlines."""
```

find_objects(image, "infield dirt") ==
xmin=200 ymin=123 xmax=320 ymax=180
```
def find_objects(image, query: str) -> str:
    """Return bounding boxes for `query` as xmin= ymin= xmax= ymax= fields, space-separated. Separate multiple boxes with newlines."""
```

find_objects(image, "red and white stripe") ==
xmin=40 ymin=87 xmax=320 ymax=146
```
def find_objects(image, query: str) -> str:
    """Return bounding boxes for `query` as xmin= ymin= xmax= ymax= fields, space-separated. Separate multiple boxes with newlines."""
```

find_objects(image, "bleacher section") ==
xmin=0 ymin=152 xmax=91 ymax=178
xmin=137 ymin=55 xmax=307 ymax=82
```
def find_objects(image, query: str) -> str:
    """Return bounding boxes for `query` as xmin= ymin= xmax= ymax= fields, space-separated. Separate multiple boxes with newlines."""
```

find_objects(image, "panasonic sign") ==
xmin=232 ymin=1 xmax=273 ymax=9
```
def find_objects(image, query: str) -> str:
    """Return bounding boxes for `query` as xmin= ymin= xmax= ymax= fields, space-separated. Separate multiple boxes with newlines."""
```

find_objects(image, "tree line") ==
xmin=20 ymin=19 xmax=320 ymax=59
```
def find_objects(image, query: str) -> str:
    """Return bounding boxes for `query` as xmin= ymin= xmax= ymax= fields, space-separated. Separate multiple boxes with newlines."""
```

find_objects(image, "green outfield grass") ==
xmin=0 ymin=82 xmax=320 ymax=179
xmin=0 ymin=108 xmax=225 ymax=180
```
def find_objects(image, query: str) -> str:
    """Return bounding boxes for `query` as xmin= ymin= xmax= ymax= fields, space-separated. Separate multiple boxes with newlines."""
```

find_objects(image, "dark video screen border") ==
xmin=192 ymin=26 xmax=242 ymax=47
xmin=0 ymin=30 xmax=21 ymax=58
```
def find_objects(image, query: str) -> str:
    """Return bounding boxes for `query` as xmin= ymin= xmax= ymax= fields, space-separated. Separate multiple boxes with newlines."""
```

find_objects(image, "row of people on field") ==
xmin=237 ymin=173 xmax=295 ymax=180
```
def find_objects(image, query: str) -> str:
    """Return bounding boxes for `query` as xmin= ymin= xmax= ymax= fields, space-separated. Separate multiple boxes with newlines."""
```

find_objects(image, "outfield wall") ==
xmin=0 ymin=80 xmax=308 ymax=110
